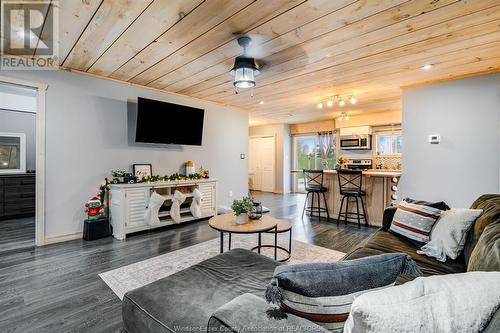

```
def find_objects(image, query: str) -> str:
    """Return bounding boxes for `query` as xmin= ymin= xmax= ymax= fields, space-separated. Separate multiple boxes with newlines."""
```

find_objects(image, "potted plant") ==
xmin=231 ymin=197 xmax=254 ymax=225
xmin=337 ymin=156 xmax=349 ymax=169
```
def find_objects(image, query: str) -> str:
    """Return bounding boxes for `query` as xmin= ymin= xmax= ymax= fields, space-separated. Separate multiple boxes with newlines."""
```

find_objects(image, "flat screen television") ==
xmin=135 ymin=97 xmax=205 ymax=145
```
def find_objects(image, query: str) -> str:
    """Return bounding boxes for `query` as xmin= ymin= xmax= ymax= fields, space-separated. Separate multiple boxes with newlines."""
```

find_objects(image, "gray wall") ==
xmin=0 ymin=110 xmax=36 ymax=171
xmin=249 ymin=124 xmax=291 ymax=194
xmin=3 ymin=70 xmax=249 ymax=239
xmin=401 ymin=73 xmax=500 ymax=207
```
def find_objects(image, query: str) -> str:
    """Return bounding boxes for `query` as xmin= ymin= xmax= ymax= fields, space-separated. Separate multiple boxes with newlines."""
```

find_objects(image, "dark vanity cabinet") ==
xmin=0 ymin=174 xmax=36 ymax=219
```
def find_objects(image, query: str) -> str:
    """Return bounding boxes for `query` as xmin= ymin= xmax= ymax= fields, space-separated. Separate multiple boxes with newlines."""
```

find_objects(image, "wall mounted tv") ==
xmin=135 ymin=97 xmax=205 ymax=146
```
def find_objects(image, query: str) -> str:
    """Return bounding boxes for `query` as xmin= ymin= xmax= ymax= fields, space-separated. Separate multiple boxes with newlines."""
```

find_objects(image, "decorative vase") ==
xmin=236 ymin=214 xmax=247 ymax=225
xmin=248 ymin=202 xmax=263 ymax=220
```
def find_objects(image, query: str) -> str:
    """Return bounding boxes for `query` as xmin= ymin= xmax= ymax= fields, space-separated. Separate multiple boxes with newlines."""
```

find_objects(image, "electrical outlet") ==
xmin=229 ymin=191 xmax=233 ymax=198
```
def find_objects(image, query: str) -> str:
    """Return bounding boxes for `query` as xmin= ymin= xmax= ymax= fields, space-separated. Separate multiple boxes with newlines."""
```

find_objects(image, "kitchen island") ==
xmin=292 ymin=170 xmax=402 ymax=227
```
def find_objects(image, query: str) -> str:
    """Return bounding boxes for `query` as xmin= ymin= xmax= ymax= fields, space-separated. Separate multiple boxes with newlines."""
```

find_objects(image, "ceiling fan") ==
xmin=229 ymin=35 xmax=268 ymax=89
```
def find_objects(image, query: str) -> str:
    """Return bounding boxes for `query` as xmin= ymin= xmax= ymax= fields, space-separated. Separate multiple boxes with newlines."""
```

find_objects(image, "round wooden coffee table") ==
xmin=208 ymin=213 xmax=282 ymax=260
xmin=252 ymin=219 xmax=293 ymax=262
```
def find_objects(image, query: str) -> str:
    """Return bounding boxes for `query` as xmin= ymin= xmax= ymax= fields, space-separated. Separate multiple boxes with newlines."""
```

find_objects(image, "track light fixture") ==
xmin=316 ymin=94 xmax=357 ymax=109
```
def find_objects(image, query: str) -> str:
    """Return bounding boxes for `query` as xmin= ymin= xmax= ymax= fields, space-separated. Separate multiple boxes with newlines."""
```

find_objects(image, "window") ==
xmin=292 ymin=133 xmax=335 ymax=192
xmin=376 ymin=134 xmax=402 ymax=155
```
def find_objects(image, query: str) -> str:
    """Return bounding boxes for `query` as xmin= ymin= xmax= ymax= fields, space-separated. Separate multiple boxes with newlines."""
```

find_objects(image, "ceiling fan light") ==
xmin=350 ymin=96 xmax=357 ymax=104
xmin=326 ymin=100 xmax=333 ymax=107
xmin=233 ymin=67 xmax=255 ymax=88
xmin=317 ymin=102 xmax=323 ymax=109
xmin=339 ymin=99 xmax=346 ymax=107
xmin=230 ymin=56 xmax=259 ymax=89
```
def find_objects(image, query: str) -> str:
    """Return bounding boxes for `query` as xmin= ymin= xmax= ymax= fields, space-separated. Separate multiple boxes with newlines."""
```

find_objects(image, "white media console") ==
xmin=109 ymin=179 xmax=217 ymax=240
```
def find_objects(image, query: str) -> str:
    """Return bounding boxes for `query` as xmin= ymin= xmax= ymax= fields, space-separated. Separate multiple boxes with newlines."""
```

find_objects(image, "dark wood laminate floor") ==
xmin=0 ymin=192 xmax=376 ymax=333
xmin=0 ymin=216 xmax=35 ymax=253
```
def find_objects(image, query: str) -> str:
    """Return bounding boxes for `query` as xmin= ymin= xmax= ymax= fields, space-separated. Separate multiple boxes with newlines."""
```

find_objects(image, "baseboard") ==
xmin=42 ymin=232 xmax=82 ymax=245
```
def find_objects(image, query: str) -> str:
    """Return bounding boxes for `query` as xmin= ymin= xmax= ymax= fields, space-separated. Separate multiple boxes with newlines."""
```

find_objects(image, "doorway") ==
xmin=292 ymin=133 xmax=336 ymax=193
xmin=0 ymin=75 xmax=47 ymax=248
xmin=248 ymin=136 xmax=275 ymax=192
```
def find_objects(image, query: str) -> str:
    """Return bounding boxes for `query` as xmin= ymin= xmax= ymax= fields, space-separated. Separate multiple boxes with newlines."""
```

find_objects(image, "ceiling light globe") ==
xmin=350 ymin=97 xmax=357 ymax=104
xmin=326 ymin=100 xmax=333 ymax=108
xmin=339 ymin=99 xmax=346 ymax=107
xmin=233 ymin=67 xmax=256 ymax=88
xmin=345 ymin=115 xmax=350 ymax=120
xmin=422 ymin=64 xmax=433 ymax=71
xmin=317 ymin=102 xmax=323 ymax=109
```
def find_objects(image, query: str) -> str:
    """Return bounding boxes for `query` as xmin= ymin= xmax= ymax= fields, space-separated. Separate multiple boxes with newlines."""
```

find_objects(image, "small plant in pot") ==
xmin=231 ymin=197 xmax=254 ymax=225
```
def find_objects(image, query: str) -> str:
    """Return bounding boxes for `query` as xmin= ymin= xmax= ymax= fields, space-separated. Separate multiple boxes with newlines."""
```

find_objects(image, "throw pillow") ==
xmin=417 ymin=208 xmax=483 ymax=262
xmin=404 ymin=197 xmax=450 ymax=210
xmin=265 ymin=253 xmax=420 ymax=332
xmin=344 ymin=272 xmax=500 ymax=333
xmin=390 ymin=201 xmax=442 ymax=243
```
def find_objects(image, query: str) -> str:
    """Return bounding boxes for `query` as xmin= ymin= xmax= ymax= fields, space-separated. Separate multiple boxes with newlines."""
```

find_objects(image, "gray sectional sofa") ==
xmin=122 ymin=194 xmax=500 ymax=333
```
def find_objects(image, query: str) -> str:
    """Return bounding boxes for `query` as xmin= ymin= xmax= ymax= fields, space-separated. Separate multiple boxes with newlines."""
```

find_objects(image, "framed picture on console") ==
xmin=133 ymin=164 xmax=152 ymax=179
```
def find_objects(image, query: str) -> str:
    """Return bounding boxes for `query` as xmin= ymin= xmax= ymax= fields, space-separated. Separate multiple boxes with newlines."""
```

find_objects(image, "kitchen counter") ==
xmin=291 ymin=169 xmax=402 ymax=177
xmin=292 ymin=169 xmax=402 ymax=227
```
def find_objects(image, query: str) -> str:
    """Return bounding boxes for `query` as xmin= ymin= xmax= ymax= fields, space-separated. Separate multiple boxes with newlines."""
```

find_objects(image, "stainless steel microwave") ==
xmin=340 ymin=134 xmax=372 ymax=150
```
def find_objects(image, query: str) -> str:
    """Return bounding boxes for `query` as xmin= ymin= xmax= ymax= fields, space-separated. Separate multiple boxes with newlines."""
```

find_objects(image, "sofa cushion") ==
xmin=467 ymin=221 xmax=500 ymax=272
xmin=122 ymin=249 xmax=280 ymax=333
xmin=265 ymin=254 xmax=420 ymax=332
xmin=390 ymin=201 xmax=442 ymax=243
xmin=464 ymin=194 xmax=500 ymax=267
xmin=404 ymin=197 xmax=450 ymax=211
xmin=344 ymin=272 xmax=500 ymax=333
xmin=417 ymin=208 xmax=482 ymax=262
xmin=358 ymin=230 xmax=466 ymax=276
xmin=208 ymin=293 xmax=328 ymax=333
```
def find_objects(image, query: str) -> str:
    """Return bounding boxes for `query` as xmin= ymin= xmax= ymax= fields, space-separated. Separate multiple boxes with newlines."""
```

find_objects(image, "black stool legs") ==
xmin=337 ymin=195 xmax=368 ymax=229
xmin=302 ymin=191 xmax=330 ymax=221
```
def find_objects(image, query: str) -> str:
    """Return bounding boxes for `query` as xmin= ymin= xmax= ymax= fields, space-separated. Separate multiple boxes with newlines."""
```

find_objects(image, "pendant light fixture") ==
xmin=337 ymin=112 xmax=350 ymax=122
xmin=230 ymin=36 xmax=260 ymax=89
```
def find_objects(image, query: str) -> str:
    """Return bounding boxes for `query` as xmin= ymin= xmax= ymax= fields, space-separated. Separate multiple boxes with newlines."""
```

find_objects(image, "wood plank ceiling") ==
xmin=12 ymin=0 xmax=500 ymax=124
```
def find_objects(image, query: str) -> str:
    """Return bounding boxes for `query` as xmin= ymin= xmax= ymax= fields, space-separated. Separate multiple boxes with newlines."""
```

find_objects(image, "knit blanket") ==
xmin=344 ymin=272 xmax=500 ymax=333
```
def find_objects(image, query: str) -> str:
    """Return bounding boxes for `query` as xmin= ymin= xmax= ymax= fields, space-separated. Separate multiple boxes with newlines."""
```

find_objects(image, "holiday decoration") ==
xmin=85 ymin=196 xmax=104 ymax=221
xmin=170 ymin=190 xmax=187 ymax=222
xmin=98 ymin=178 xmax=111 ymax=204
xmin=199 ymin=166 xmax=210 ymax=179
xmin=111 ymin=170 xmax=138 ymax=184
xmin=186 ymin=160 xmax=195 ymax=176
xmin=190 ymin=188 xmax=203 ymax=218
xmin=144 ymin=191 xmax=165 ymax=227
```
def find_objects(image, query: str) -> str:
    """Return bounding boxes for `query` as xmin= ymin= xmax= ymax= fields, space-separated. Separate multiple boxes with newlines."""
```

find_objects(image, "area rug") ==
xmin=99 ymin=234 xmax=345 ymax=300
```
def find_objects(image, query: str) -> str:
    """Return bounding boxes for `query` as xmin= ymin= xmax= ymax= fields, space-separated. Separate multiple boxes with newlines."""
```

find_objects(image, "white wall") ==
xmin=249 ymin=124 xmax=291 ymax=194
xmin=2 ymin=70 xmax=249 ymax=239
xmin=0 ymin=110 xmax=36 ymax=170
xmin=0 ymin=82 xmax=37 ymax=113
xmin=401 ymin=73 xmax=500 ymax=207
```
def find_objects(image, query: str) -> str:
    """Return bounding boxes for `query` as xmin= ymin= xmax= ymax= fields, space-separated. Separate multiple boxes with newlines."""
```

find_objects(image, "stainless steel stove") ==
xmin=347 ymin=158 xmax=372 ymax=170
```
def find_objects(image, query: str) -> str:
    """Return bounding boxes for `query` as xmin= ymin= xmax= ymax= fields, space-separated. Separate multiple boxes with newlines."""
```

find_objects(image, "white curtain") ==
xmin=318 ymin=131 xmax=335 ymax=169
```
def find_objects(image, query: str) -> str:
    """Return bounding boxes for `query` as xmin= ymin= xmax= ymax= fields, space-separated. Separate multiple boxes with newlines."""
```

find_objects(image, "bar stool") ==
xmin=302 ymin=169 xmax=330 ymax=221
xmin=337 ymin=169 xmax=368 ymax=228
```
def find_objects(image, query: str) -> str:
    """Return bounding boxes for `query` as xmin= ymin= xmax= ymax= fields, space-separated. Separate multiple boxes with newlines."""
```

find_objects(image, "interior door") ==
xmin=248 ymin=138 xmax=261 ymax=190
xmin=259 ymin=137 xmax=275 ymax=192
